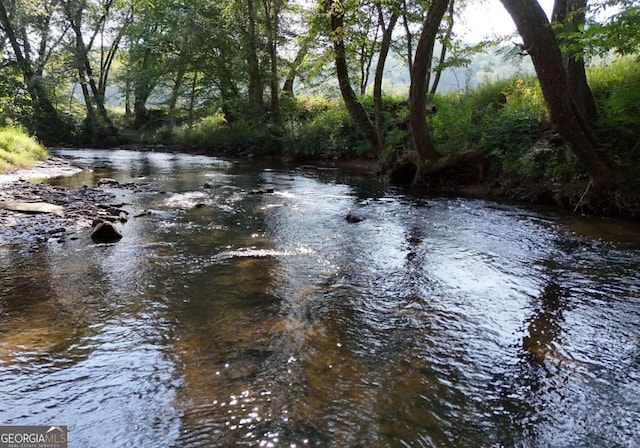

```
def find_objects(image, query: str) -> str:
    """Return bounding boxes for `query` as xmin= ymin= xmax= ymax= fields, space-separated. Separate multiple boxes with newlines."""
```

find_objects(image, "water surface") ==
xmin=1 ymin=149 xmax=639 ymax=447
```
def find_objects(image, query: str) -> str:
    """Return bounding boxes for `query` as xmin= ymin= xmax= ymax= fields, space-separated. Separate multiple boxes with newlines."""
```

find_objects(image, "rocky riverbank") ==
xmin=0 ymin=157 xmax=129 ymax=246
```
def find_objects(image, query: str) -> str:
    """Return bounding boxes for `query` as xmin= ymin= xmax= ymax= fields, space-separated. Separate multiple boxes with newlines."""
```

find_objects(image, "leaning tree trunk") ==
xmin=168 ymin=66 xmax=186 ymax=127
xmin=408 ymin=0 xmax=450 ymax=184
xmin=282 ymin=35 xmax=312 ymax=96
xmin=500 ymin=0 xmax=615 ymax=188
xmin=263 ymin=0 xmax=280 ymax=121
xmin=329 ymin=0 xmax=383 ymax=155
xmin=552 ymin=0 xmax=599 ymax=125
xmin=373 ymin=7 xmax=399 ymax=149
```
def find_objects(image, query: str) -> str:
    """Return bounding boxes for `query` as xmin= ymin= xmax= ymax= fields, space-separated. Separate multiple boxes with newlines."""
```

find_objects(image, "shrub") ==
xmin=281 ymin=96 xmax=381 ymax=157
xmin=481 ymin=79 xmax=548 ymax=176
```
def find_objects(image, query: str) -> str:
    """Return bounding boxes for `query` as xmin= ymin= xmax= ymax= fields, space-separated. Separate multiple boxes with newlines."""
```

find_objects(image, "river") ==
xmin=1 ymin=149 xmax=639 ymax=447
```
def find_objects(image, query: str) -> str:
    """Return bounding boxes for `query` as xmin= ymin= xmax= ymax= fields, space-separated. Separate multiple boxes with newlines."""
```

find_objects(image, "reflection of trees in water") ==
xmin=490 ymin=278 xmax=573 ymax=444
xmin=522 ymin=281 xmax=569 ymax=367
xmin=0 ymin=248 xmax=89 ymax=367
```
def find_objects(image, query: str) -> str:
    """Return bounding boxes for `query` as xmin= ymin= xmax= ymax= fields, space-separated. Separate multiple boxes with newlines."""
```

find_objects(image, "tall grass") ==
xmin=429 ymin=75 xmax=554 ymax=176
xmin=589 ymin=57 xmax=640 ymax=182
xmin=0 ymin=127 xmax=47 ymax=173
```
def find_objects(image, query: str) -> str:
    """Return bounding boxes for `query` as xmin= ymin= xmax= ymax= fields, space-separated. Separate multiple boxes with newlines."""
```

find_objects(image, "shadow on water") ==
xmin=1 ymin=149 xmax=639 ymax=447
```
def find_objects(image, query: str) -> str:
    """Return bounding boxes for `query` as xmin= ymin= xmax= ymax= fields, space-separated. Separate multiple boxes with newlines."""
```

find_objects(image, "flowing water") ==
xmin=1 ymin=149 xmax=639 ymax=447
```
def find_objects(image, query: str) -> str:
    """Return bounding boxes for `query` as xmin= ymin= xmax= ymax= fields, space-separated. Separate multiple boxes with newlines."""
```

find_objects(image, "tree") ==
xmin=60 ymin=0 xmax=120 ymax=141
xmin=0 ymin=0 xmax=67 ymax=141
xmin=499 ymin=0 xmax=615 ymax=188
xmin=373 ymin=1 xmax=400 ymax=149
xmin=327 ymin=0 xmax=383 ymax=154
xmin=263 ymin=0 xmax=281 ymax=120
xmin=408 ymin=0 xmax=450 ymax=184
xmin=552 ymin=0 xmax=598 ymax=125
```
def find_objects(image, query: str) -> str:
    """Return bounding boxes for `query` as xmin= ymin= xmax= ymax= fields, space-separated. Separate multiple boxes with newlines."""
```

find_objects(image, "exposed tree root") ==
xmin=381 ymin=149 xmax=640 ymax=221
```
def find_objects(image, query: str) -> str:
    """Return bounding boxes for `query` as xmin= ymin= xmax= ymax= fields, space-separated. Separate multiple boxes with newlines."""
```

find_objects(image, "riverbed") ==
xmin=1 ymin=149 xmax=639 ymax=447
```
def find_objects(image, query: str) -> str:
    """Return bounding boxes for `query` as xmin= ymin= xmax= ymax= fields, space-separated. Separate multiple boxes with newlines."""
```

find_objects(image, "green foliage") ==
xmin=430 ymin=92 xmax=476 ymax=155
xmin=170 ymin=114 xmax=282 ymax=154
xmin=284 ymin=98 xmax=370 ymax=157
xmin=589 ymin=56 xmax=640 ymax=111
xmin=481 ymin=78 xmax=548 ymax=175
xmin=429 ymin=59 xmax=640 ymax=183
xmin=0 ymin=126 xmax=47 ymax=173
xmin=588 ymin=57 xmax=640 ymax=183
xmin=583 ymin=3 xmax=640 ymax=57
xmin=0 ymin=68 xmax=33 ymax=127
xmin=430 ymin=75 xmax=580 ymax=178
xmin=166 ymin=96 xmax=378 ymax=158
xmin=430 ymin=77 xmax=546 ymax=159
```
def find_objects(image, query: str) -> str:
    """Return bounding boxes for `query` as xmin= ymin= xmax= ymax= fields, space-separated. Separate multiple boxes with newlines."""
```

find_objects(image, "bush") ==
xmin=480 ymin=79 xmax=548 ymax=175
xmin=284 ymin=99 xmax=370 ymax=157
xmin=430 ymin=92 xmax=477 ymax=155
xmin=171 ymin=114 xmax=283 ymax=154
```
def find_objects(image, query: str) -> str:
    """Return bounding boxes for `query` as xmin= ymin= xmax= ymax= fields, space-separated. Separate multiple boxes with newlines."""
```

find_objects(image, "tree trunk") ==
xmin=263 ymin=0 xmax=280 ymax=121
xmin=79 ymin=73 xmax=99 ymax=142
xmin=246 ymin=0 xmax=265 ymax=117
xmin=409 ymin=0 xmax=450 ymax=184
xmin=373 ymin=6 xmax=399 ymax=149
xmin=282 ymin=43 xmax=307 ymax=96
xmin=401 ymin=0 xmax=414 ymax=73
xmin=132 ymin=50 xmax=154 ymax=128
xmin=64 ymin=1 xmax=117 ymax=138
xmin=329 ymin=0 xmax=383 ymax=155
xmin=358 ymin=13 xmax=378 ymax=96
xmin=429 ymin=0 xmax=455 ymax=97
xmin=282 ymin=36 xmax=312 ymax=97
xmin=551 ymin=0 xmax=599 ymax=124
xmin=188 ymin=72 xmax=199 ymax=129
xmin=168 ymin=66 xmax=186 ymax=127
xmin=500 ymin=0 xmax=614 ymax=187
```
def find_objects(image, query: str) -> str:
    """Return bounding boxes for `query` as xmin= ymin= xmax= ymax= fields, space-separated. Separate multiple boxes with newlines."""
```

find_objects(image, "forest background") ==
xmin=0 ymin=0 xmax=638 ymax=216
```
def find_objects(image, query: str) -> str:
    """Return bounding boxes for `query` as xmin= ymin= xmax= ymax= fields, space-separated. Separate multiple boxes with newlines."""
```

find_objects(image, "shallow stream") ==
xmin=1 ymin=149 xmax=639 ymax=447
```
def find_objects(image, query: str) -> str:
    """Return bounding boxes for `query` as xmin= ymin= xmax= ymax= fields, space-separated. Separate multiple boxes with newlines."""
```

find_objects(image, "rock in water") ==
xmin=345 ymin=212 xmax=365 ymax=223
xmin=97 ymin=178 xmax=120 ymax=186
xmin=90 ymin=219 xmax=122 ymax=242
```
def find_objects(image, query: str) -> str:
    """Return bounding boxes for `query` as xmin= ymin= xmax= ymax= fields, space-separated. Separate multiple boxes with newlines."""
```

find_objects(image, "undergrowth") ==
xmin=0 ymin=126 xmax=47 ymax=173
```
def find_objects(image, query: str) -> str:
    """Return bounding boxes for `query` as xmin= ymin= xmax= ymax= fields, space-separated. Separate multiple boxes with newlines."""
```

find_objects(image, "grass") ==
xmin=0 ymin=127 xmax=47 ymax=173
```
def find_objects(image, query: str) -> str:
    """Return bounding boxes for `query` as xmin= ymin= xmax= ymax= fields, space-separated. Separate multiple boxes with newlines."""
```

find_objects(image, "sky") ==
xmin=459 ymin=0 xmax=555 ymax=42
